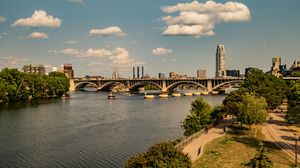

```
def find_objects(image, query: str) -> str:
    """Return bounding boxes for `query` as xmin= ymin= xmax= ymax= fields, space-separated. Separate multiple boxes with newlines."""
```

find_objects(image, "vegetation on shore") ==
xmin=0 ymin=68 xmax=69 ymax=103
xmin=224 ymin=68 xmax=288 ymax=110
xmin=126 ymin=68 xmax=299 ymax=167
xmin=125 ymin=141 xmax=191 ymax=168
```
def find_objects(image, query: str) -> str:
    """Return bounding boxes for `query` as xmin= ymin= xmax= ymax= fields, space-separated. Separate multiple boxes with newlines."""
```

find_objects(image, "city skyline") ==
xmin=0 ymin=0 xmax=300 ymax=78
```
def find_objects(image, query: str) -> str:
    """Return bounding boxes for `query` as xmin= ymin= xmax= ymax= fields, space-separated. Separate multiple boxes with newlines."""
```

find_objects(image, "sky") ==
xmin=0 ymin=0 xmax=300 ymax=78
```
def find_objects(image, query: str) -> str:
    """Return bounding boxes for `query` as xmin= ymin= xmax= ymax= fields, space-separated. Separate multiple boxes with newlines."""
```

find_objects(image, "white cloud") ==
xmin=161 ymin=1 xmax=250 ymax=37
xmin=12 ymin=10 xmax=62 ymax=28
xmin=65 ymin=40 xmax=77 ymax=44
xmin=29 ymin=32 xmax=49 ymax=39
xmin=68 ymin=0 xmax=84 ymax=4
xmin=0 ymin=16 xmax=6 ymax=23
xmin=57 ymin=47 xmax=142 ymax=66
xmin=152 ymin=47 xmax=173 ymax=56
xmin=61 ymin=48 xmax=111 ymax=57
xmin=0 ymin=56 xmax=30 ymax=68
xmin=109 ymin=48 xmax=131 ymax=65
xmin=89 ymin=26 xmax=125 ymax=37
xmin=88 ymin=61 xmax=102 ymax=66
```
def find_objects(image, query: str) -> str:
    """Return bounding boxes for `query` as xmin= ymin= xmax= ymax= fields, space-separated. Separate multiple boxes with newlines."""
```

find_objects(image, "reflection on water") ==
xmin=0 ymin=91 xmax=225 ymax=168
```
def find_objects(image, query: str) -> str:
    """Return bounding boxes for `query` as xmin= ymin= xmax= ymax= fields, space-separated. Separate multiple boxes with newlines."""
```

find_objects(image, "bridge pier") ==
xmin=161 ymin=80 xmax=168 ymax=93
xmin=207 ymin=80 xmax=212 ymax=93
xmin=69 ymin=79 xmax=75 ymax=91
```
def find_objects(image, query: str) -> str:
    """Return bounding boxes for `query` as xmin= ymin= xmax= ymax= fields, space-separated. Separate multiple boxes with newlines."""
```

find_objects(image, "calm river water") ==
xmin=0 ymin=91 xmax=225 ymax=168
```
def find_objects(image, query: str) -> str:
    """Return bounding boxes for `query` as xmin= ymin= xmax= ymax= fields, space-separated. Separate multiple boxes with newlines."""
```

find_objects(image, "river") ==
xmin=0 ymin=91 xmax=225 ymax=168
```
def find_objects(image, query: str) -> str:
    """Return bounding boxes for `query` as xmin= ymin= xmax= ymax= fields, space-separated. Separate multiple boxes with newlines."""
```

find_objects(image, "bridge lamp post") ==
xmin=295 ymin=133 xmax=299 ymax=167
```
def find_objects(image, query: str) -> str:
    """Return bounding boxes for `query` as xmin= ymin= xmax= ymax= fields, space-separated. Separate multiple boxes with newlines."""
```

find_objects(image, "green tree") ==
xmin=238 ymin=93 xmax=268 ymax=126
xmin=210 ymin=105 xmax=225 ymax=125
xmin=0 ymin=68 xmax=26 ymax=102
xmin=291 ymin=71 xmax=300 ymax=77
xmin=125 ymin=142 xmax=191 ymax=168
xmin=182 ymin=97 xmax=211 ymax=136
xmin=0 ymin=69 xmax=70 ymax=103
xmin=248 ymin=142 xmax=273 ymax=168
xmin=242 ymin=68 xmax=287 ymax=110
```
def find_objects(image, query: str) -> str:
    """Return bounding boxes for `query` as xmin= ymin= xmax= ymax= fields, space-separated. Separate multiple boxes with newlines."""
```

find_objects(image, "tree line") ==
xmin=0 ymin=68 xmax=70 ymax=103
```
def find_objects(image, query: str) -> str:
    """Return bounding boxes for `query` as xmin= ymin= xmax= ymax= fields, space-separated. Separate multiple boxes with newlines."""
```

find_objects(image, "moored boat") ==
xmin=201 ymin=91 xmax=209 ymax=95
xmin=193 ymin=92 xmax=201 ymax=95
xmin=108 ymin=92 xmax=115 ymax=99
xmin=172 ymin=93 xmax=181 ymax=97
xmin=144 ymin=95 xmax=155 ymax=99
xmin=212 ymin=91 xmax=219 ymax=95
xmin=144 ymin=92 xmax=155 ymax=99
xmin=184 ymin=92 xmax=193 ymax=96
xmin=158 ymin=94 xmax=168 ymax=98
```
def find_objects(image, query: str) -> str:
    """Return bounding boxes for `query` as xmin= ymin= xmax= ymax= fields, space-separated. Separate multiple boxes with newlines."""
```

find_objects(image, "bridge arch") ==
xmin=99 ymin=81 xmax=126 ymax=91
xmin=130 ymin=81 xmax=162 ymax=91
xmin=212 ymin=80 xmax=243 ymax=91
xmin=75 ymin=82 xmax=98 ymax=90
xmin=166 ymin=81 xmax=207 ymax=92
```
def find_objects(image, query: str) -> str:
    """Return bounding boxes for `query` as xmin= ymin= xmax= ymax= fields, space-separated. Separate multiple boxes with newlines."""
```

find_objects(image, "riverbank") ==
xmin=193 ymin=125 xmax=293 ymax=168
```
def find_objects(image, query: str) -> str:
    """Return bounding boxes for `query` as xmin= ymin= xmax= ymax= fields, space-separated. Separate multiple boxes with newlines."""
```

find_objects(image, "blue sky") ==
xmin=0 ymin=0 xmax=300 ymax=78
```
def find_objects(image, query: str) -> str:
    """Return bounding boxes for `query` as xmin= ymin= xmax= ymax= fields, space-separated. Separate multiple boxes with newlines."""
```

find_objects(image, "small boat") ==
xmin=184 ymin=92 xmax=193 ymax=96
xmin=144 ymin=92 xmax=155 ymax=99
xmin=61 ymin=93 xmax=70 ymax=99
xmin=158 ymin=94 xmax=168 ymax=98
xmin=212 ymin=91 xmax=219 ymax=95
xmin=172 ymin=93 xmax=181 ymax=97
xmin=193 ymin=92 xmax=201 ymax=95
xmin=201 ymin=91 xmax=209 ymax=95
xmin=108 ymin=92 xmax=115 ymax=99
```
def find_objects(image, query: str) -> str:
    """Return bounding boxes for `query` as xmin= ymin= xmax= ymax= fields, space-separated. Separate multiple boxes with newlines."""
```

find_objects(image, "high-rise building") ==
xmin=226 ymin=70 xmax=240 ymax=77
xmin=137 ymin=66 xmax=140 ymax=79
xmin=23 ymin=64 xmax=46 ymax=75
xmin=141 ymin=66 xmax=144 ymax=78
xmin=197 ymin=69 xmax=206 ymax=79
xmin=63 ymin=64 xmax=74 ymax=79
xmin=158 ymin=72 xmax=165 ymax=79
xmin=215 ymin=45 xmax=226 ymax=78
xmin=271 ymin=57 xmax=282 ymax=77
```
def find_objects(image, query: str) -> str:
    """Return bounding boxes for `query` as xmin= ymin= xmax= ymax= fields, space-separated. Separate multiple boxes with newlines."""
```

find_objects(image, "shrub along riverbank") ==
xmin=0 ymin=68 xmax=69 ymax=103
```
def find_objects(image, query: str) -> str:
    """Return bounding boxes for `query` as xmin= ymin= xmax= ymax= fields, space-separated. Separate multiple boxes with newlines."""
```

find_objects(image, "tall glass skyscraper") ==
xmin=215 ymin=45 xmax=226 ymax=78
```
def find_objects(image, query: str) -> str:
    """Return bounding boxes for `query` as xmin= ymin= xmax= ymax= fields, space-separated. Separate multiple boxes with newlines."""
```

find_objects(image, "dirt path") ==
xmin=182 ymin=126 xmax=226 ymax=162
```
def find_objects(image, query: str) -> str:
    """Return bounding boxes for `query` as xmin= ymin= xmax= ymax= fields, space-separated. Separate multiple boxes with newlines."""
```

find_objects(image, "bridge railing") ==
xmin=175 ymin=123 xmax=213 ymax=150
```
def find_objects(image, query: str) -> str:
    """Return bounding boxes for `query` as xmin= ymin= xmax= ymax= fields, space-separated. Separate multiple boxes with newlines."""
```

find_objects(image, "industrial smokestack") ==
xmin=133 ymin=67 xmax=135 ymax=79
xmin=142 ymin=66 xmax=144 ymax=78
xmin=137 ymin=66 xmax=140 ymax=79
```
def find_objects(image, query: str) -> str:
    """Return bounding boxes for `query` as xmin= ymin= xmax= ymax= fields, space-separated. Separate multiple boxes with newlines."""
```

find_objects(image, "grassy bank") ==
xmin=193 ymin=126 xmax=293 ymax=168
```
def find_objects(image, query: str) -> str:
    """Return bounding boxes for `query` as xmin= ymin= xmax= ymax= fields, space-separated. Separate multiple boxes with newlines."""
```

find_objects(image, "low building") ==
xmin=226 ymin=70 xmax=240 ymax=77
xmin=22 ymin=64 xmax=46 ymax=75
xmin=197 ymin=69 xmax=206 ymax=79
xmin=63 ymin=64 xmax=74 ymax=79
xmin=169 ymin=72 xmax=191 ymax=79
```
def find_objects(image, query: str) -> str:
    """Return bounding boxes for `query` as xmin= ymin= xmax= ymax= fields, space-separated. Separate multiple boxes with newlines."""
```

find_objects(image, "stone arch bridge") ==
xmin=71 ymin=78 xmax=245 ymax=93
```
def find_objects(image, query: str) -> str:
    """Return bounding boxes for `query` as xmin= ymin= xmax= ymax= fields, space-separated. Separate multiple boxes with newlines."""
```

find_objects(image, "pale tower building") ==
xmin=215 ymin=45 xmax=226 ymax=78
